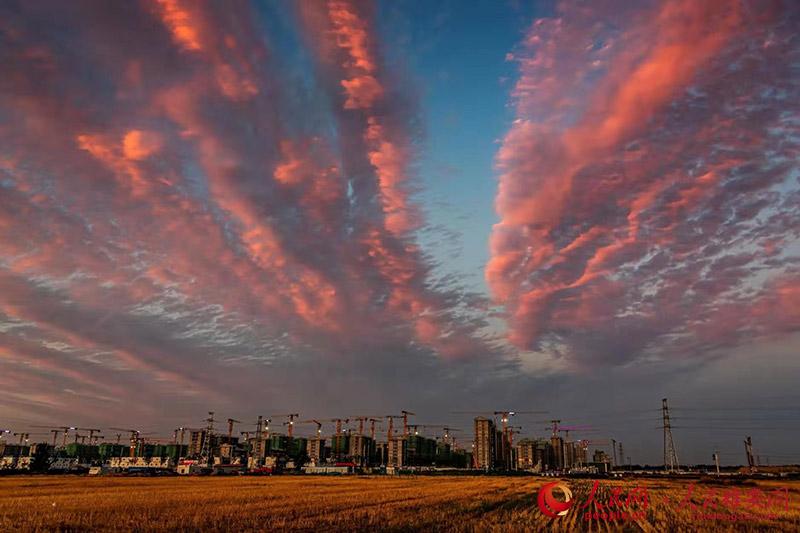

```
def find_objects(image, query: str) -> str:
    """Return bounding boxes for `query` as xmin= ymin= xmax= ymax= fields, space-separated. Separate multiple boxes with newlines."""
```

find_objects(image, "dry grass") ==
xmin=0 ymin=475 xmax=798 ymax=532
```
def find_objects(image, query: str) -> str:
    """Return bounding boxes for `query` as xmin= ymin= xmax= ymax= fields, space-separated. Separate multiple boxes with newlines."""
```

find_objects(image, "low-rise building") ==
xmin=176 ymin=460 xmax=206 ymax=475
xmin=302 ymin=465 xmax=353 ymax=474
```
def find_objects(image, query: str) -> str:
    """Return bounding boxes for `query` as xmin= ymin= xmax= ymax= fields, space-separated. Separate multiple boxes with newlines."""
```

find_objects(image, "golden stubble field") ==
xmin=0 ymin=475 xmax=798 ymax=532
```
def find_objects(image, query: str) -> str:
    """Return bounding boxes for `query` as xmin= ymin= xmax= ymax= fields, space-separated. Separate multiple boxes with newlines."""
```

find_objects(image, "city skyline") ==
xmin=1 ymin=0 xmax=799 ymax=467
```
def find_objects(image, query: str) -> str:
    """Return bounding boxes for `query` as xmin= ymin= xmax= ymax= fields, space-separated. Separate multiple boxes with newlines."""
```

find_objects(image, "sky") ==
xmin=1 ymin=0 xmax=799 ymax=466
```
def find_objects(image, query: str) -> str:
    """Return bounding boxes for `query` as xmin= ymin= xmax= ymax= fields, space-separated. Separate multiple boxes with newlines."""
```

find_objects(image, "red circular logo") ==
xmin=537 ymin=481 xmax=574 ymax=518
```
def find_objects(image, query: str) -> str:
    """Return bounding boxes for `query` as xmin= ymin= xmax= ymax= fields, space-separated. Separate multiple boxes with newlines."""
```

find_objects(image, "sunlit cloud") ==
xmin=0 ymin=0 xmax=492 ymax=422
xmin=489 ymin=0 xmax=800 ymax=367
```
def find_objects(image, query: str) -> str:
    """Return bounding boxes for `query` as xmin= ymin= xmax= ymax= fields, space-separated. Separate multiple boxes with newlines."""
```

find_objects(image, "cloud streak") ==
xmin=0 ymin=0 xmax=491 ymax=423
xmin=489 ymin=0 xmax=800 ymax=367
xmin=1 ymin=0 xmax=798 ymax=441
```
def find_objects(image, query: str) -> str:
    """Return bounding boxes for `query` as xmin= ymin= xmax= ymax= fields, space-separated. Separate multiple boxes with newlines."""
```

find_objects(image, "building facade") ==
xmin=473 ymin=417 xmax=496 ymax=470
xmin=387 ymin=437 xmax=405 ymax=467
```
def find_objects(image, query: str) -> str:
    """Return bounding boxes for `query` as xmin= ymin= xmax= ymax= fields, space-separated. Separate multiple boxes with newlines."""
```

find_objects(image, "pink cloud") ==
xmin=489 ymin=0 xmax=800 ymax=366
xmin=0 ymin=0 xmax=493 ymax=427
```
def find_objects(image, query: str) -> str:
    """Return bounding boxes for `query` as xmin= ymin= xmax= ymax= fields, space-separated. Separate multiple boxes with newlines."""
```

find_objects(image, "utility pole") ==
xmin=662 ymin=398 xmax=679 ymax=472
xmin=618 ymin=442 xmax=624 ymax=471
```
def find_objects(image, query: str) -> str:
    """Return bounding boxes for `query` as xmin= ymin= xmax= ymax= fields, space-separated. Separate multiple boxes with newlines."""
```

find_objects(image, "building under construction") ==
xmin=7 ymin=398 xmax=775 ymax=476
xmin=473 ymin=417 xmax=515 ymax=471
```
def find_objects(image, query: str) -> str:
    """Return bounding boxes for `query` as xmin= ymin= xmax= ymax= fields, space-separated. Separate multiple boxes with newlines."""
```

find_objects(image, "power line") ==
xmin=670 ymin=407 xmax=800 ymax=412
xmin=671 ymin=416 xmax=800 ymax=421
xmin=665 ymin=426 xmax=800 ymax=431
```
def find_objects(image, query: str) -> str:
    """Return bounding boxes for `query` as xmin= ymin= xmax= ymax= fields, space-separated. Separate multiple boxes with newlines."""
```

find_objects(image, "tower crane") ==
xmin=30 ymin=425 xmax=75 ymax=447
xmin=401 ymin=410 xmax=415 ymax=436
xmin=407 ymin=424 xmax=422 ymax=436
xmin=350 ymin=416 xmax=382 ymax=436
xmin=108 ymin=428 xmax=143 ymax=457
xmin=200 ymin=412 xmax=216 ymax=465
xmin=403 ymin=424 xmax=463 ymax=444
xmin=330 ymin=418 xmax=349 ymax=436
xmin=384 ymin=415 xmax=404 ymax=440
xmin=226 ymin=419 xmax=241 ymax=442
xmin=22 ymin=432 xmax=52 ymax=443
xmin=301 ymin=418 xmax=350 ymax=436
xmin=507 ymin=426 xmax=523 ymax=447
xmin=285 ymin=414 xmax=299 ymax=438
xmin=27 ymin=426 xmax=69 ymax=447
xmin=253 ymin=418 xmax=273 ymax=441
xmin=453 ymin=410 xmax=548 ymax=459
xmin=74 ymin=428 xmax=101 ymax=444
xmin=252 ymin=416 xmax=265 ymax=461
xmin=406 ymin=424 xmax=451 ymax=437
xmin=543 ymin=424 xmax=593 ymax=440
xmin=297 ymin=420 xmax=324 ymax=437
xmin=506 ymin=426 xmax=524 ymax=470
xmin=266 ymin=414 xmax=299 ymax=438
xmin=442 ymin=426 xmax=462 ymax=447
xmin=368 ymin=418 xmax=381 ymax=440
xmin=174 ymin=426 xmax=199 ymax=448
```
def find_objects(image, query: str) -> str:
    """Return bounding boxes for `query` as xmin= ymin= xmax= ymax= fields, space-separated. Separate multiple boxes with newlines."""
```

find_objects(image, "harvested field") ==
xmin=0 ymin=475 xmax=798 ymax=531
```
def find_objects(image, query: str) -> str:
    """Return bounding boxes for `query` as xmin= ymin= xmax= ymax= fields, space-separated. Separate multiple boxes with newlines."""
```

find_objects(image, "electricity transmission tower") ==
xmin=662 ymin=398 xmax=679 ymax=472
xmin=611 ymin=438 xmax=617 ymax=467
xmin=744 ymin=436 xmax=756 ymax=472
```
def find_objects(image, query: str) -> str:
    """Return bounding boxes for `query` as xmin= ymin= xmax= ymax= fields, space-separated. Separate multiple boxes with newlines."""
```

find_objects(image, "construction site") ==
xmin=1 ymin=399 xmax=795 ymax=478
